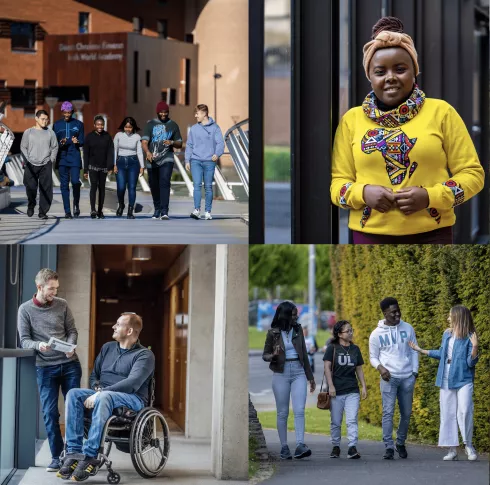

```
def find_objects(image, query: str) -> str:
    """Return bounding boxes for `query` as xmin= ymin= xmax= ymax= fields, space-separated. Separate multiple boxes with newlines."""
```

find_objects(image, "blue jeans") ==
xmin=272 ymin=360 xmax=307 ymax=447
xmin=190 ymin=160 xmax=216 ymax=212
xmin=330 ymin=392 xmax=360 ymax=447
xmin=58 ymin=165 xmax=81 ymax=213
xmin=147 ymin=162 xmax=174 ymax=215
xmin=380 ymin=375 xmax=416 ymax=449
xmin=65 ymin=388 xmax=144 ymax=458
xmin=36 ymin=360 xmax=82 ymax=460
xmin=116 ymin=156 xmax=140 ymax=207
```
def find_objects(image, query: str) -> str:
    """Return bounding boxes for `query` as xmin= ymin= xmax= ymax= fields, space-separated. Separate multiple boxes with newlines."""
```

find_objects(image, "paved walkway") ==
xmin=17 ymin=434 xmax=246 ymax=485
xmin=0 ymin=187 xmax=248 ymax=244
xmin=261 ymin=430 xmax=488 ymax=484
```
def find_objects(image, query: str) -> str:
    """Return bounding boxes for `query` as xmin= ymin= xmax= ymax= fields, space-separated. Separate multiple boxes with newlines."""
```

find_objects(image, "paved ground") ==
xmin=249 ymin=353 xmax=325 ymax=411
xmin=0 ymin=187 xmax=248 ymax=244
xmin=262 ymin=430 xmax=489 ymax=484
xmin=16 ymin=434 xmax=246 ymax=485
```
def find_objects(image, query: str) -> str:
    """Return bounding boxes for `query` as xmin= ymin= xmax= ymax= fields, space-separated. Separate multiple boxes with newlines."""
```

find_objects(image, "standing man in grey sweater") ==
xmin=17 ymin=268 xmax=81 ymax=473
xmin=20 ymin=110 xmax=59 ymax=219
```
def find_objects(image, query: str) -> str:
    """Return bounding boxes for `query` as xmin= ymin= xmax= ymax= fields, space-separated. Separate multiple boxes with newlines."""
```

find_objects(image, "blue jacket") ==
xmin=428 ymin=330 xmax=478 ymax=389
xmin=185 ymin=117 xmax=224 ymax=162
xmin=53 ymin=118 xmax=84 ymax=167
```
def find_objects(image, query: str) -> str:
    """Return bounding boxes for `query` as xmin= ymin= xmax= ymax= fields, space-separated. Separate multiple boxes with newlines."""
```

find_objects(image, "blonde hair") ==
xmin=449 ymin=305 xmax=475 ymax=339
xmin=35 ymin=268 xmax=58 ymax=287
xmin=121 ymin=312 xmax=143 ymax=335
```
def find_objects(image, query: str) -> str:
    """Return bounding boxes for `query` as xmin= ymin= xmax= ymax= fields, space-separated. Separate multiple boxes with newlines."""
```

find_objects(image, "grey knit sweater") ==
xmin=17 ymin=297 xmax=79 ymax=367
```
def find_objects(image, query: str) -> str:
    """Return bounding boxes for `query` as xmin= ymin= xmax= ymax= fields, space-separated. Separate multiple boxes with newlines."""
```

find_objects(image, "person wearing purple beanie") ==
xmin=53 ymin=101 xmax=85 ymax=219
xmin=141 ymin=101 xmax=182 ymax=220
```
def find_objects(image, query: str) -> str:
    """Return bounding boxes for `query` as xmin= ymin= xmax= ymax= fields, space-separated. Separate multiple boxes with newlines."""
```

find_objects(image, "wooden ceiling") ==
xmin=92 ymin=245 xmax=186 ymax=275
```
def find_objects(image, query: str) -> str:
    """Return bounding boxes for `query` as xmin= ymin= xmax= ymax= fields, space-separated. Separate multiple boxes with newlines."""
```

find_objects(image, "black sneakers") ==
xmin=330 ymin=446 xmax=340 ymax=458
xmin=70 ymin=456 xmax=101 ymax=482
xmin=293 ymin=443 xmax=312 ymax=459
xmin=65 ymin=212 xmax=73 ymax=219
xmin=395 ymin=443 xmax=408 ymax=459
xmin=348 ymin=446 xmax=361 ymax=459
xmin=46 ymin=458 xmax=61 ymax=472
xmin=27 ymin=207 xmax=34 ymax=217
xmin=56 ymin=457 xmax=78 ymax=479
xmin=383 ymin=448 xmax=395 ymax=460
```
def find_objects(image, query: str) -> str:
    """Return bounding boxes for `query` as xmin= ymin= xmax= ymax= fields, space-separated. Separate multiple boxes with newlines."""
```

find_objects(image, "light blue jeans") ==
xmin=190 ymin=160 xmax=216 ymax=212
xmin=272 ymin=360 xmax=307 ymax=447
xmin=380 ymin=375 xmax=416 ymax=449
xmin=330 ymin=392 xmax=360 ymax=447
xmin=65 ymin=388 xmax=144 ymax=458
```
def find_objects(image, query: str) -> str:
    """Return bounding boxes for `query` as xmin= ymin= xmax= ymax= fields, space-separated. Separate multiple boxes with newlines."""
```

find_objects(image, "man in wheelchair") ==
xmin=58 ymin=312 xmax=155 ymax=482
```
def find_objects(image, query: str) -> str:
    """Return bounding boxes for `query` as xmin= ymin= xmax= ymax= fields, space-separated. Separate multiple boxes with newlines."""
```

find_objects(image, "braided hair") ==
xmin=372 ymin=16 xmax=405 ymax=39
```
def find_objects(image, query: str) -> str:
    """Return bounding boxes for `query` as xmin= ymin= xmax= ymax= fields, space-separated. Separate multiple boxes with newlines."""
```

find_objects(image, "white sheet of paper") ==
xmin=47 ymin=337 xmax=77 ymax=353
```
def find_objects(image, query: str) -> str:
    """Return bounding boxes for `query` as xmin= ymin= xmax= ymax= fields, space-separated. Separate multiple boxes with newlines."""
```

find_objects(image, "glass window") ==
xmin=10 ymin=22 xmax=35 ymax=51
xmin=179 ymin=59 xmax=190 ymax=106
xmin=0 ymin=358 xmax=17 ymax=484
xmin=264 ymin=0 xmax=291 ymax=243
xmin=79 ymin=12 xmax=90 ymax=34
xmin=133 ymin=17 xmax=143 ymax=33
xmin=10 ymin=87 xmax=35 ymax=108
xmin=157 ymin=19 xmax=168 ymax=39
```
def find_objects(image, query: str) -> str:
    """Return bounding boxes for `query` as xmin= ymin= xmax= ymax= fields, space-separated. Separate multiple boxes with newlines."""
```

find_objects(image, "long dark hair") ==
xmin=331 ymin=320 xmax=352 ymax=345
xmin=118 ymin=116 xmax=140 ymax=133
xmin=270 ymin=301 xmax=298 ymax=332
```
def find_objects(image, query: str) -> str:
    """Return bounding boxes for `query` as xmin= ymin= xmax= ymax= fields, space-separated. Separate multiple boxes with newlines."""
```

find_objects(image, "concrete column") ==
xmin=211 ymin=244 xmax=248 ymax=480
xmin=56 ymin=245 xmax=92 ymax=422
xmin=185 ymin=245 xmax=216 ymax=439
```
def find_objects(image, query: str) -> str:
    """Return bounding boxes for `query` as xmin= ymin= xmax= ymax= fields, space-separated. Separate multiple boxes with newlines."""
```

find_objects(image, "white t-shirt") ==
xmin=442 ymin=336 xmax=455 ymax=386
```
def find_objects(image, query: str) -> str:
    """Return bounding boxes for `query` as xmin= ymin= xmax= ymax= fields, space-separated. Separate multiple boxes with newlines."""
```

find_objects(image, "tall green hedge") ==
xmin=330 ymin=245 xmax=489 ymax=451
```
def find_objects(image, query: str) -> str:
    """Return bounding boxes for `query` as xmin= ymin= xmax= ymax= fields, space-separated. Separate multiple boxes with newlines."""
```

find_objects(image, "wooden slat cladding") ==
xmin=35 ymin=24 xmax=46 ymax=41
xmin=0 ymin=89 xmax=10 ymax=103
xmin=35 ymin=87 xmax=43 ymax=105
xmin=0 ymin=20 xmax=11 ymax=38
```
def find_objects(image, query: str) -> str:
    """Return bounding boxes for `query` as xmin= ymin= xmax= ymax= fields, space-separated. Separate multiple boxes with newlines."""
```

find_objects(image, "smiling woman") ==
xmin=330 ymin=16 xmax=485 ymax=244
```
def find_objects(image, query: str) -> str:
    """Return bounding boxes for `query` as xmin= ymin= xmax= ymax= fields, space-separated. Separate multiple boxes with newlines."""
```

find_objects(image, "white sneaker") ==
xmin=190 ymin=209 xmax=201 ymax=220
xmin=443 ymin=448 xmax=458 ymax=461
xmin=204 ymin=211 xmax=212 ymax=220
xmin=465 ymin=445 xmax=478 ymax=461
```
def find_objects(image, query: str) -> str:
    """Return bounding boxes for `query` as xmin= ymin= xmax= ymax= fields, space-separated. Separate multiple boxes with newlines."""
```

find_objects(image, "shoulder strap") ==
xmin=321 ymin=345 xmax=336 ymax=392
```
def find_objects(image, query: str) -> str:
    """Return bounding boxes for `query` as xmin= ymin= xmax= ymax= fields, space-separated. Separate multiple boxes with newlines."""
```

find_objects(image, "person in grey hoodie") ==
xmin=369 ymin=297 xmax=419 ymax=460
xmin=185 ymin=104 xmax=224 ymax=220
xmin=20 ymin=110 xmax=59 ymax=219
xmin=59 ymin=312 xmax=155 ymax=482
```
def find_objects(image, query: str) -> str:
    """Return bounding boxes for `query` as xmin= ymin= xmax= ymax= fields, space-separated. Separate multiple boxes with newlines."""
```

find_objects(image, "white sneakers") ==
xmin=443 ymin=445 xmax=478 ymax=461
xmin=465 ymin=445 xmax=478 ymax=461
xmin=443 ymin=447 xmax=458 ymax=461
xmin=190 ymin=209 xmax=212 ymax=220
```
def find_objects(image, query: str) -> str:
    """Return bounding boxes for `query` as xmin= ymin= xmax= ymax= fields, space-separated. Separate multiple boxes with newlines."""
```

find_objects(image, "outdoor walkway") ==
xmin=0 ymin=187 xmax=248 ymax=244
xmin=18 ymin=434 xmax=246 ymax=485
xmin=261 ymin=430 xmax=488 ymax=485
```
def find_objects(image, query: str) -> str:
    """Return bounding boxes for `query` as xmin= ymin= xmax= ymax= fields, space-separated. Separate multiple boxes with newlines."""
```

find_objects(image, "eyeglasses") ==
xmin=340 ymin=329 xmax=354 ymax=334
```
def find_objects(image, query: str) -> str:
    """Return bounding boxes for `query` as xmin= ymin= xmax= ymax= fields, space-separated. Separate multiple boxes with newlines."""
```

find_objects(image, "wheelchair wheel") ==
xmin=107 ymin=471 xmax=120 ymax=484
xmin=130 ymin=408 xmax=170 ymax=478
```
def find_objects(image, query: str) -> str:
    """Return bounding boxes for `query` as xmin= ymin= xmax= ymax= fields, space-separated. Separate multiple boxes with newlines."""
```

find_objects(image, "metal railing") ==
xmin=224 ymin=119 xmax=249 ymax=196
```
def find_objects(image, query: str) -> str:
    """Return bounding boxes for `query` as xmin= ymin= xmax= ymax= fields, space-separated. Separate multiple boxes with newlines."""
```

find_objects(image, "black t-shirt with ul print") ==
xmin=323 ymin=343 xmax=364 ymax=396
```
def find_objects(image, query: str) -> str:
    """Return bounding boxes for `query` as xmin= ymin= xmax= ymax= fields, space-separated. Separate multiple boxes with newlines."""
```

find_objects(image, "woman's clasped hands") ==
xmin=363 ymin=185 xmax=429 ymax=215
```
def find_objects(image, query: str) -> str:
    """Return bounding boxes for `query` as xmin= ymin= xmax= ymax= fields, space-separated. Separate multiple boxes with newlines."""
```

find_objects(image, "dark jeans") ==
xmin=23 ymin=161 xmax=53 ymax=215
xmin=59 ymin=165 xmax=81 ymax=213
xmin=89 ymin=170 xmax=108 ymax=212
xmin=147 ymin=162 xmax=174 ymax=215
xmin=36 ymin=360 xmax=82 ymax=460
xmin=352 ymin=226 xmax=453 ymax=244
xmin=116 ymin=156 xmax=139 ymax=207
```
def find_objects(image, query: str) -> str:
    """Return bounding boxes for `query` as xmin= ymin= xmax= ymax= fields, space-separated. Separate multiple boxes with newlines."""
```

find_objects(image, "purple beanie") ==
xmin=61 ymin=101 xmax=74 ymax=112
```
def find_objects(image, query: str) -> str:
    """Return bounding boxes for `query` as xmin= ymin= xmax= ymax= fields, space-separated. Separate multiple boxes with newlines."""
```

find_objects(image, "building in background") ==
xmin=0 ymin=0 xmax=248 ymax=152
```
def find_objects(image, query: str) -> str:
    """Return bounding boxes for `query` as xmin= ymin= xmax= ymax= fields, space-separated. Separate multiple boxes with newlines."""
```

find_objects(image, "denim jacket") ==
xmin=428 ymin=330 xmax=478 ymax=389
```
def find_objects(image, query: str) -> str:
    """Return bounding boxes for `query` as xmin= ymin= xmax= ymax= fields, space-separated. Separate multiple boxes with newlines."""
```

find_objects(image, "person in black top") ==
xmin=83 ymin=116 xmax=114 ymax=219
xmin=323 ymin=320 xmax=367 ymax=459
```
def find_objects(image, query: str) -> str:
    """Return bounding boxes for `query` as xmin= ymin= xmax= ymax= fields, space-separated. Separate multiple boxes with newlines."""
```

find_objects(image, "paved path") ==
xmin=262 ymin=430 xmax=488 ymax=484
xmin=0 ymin=187 xmax=248 ymax=244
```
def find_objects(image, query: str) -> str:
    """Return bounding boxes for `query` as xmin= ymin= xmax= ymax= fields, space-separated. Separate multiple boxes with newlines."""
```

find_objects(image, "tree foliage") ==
xmin=330 ymin=245 xmax=489 ymax=451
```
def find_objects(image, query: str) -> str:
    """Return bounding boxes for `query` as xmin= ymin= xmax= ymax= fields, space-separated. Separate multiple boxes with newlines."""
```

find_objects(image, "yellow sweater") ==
xmin=331 ymin=99 xmax=485 ymax=235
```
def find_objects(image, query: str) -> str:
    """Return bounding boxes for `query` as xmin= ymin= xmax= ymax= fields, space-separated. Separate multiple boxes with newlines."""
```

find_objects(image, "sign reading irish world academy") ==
xmin=59 ymin=41 xmax=125 ymax=62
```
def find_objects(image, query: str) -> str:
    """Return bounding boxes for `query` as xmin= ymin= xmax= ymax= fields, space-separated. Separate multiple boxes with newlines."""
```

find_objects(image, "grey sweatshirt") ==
xmin=20 ymin=127 xmax=59 ymax=166
xmin=89 ymin=341 xmax=155 ymax=406
xmin=113 ymin=132 xmax=144 ymax=168
xmin=17 ymin=297 xmax=79 ymax=367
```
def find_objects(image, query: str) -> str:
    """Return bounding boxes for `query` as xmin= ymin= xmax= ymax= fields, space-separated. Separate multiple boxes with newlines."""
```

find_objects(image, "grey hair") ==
xmin=35 ymin=268 xmax=58 ymax=287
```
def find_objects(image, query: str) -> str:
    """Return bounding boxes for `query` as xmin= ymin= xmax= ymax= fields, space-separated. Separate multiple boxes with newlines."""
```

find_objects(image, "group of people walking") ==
xmin=19 ymin=100 xmax=224 ymax=220
xmin=263 ymin=299 xmax=479 ymax=462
